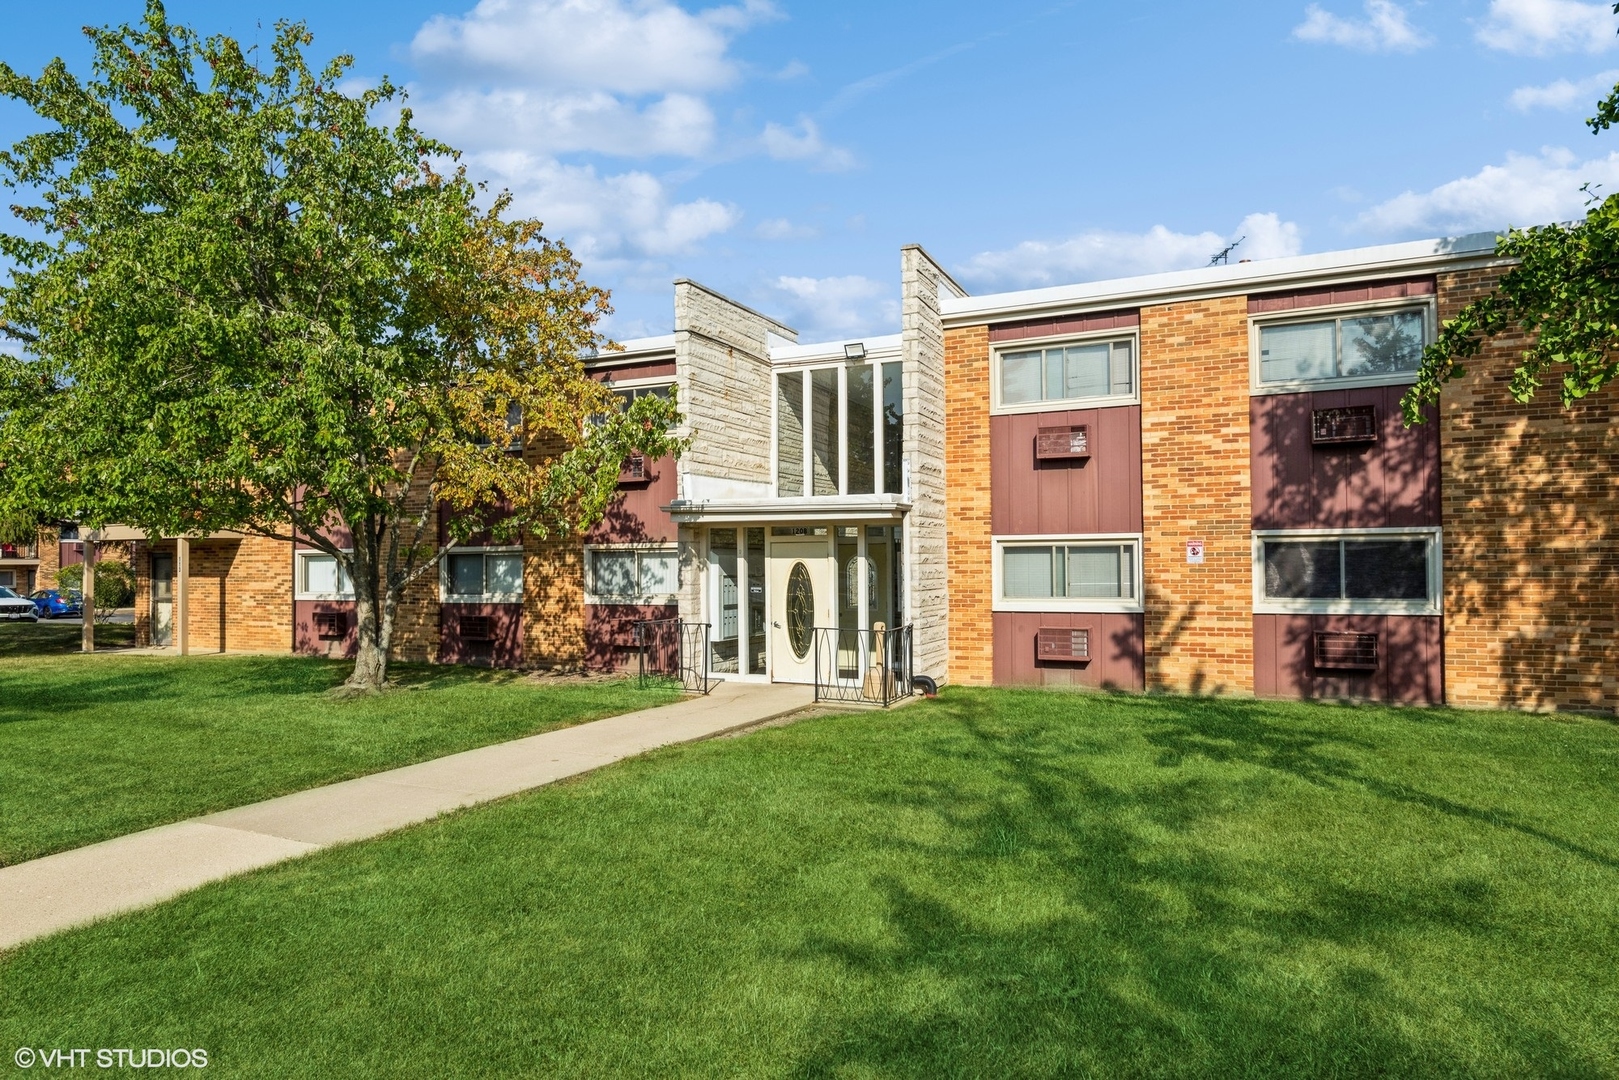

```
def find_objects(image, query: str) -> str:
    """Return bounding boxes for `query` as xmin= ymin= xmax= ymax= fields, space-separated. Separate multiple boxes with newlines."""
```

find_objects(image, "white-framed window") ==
xmin=773 ymin=359 xmax=904 ymax=498
xmin=584 ymin=544 xmax=680 ymax=606
xmin=295 ymin=549 xmax=354 ymax=601
xmin=991 ymin=534 xmax=1143 ymax=613
xmin=1251 ymin=300 xmax=1432 ymax=393
xmin=1252 ymin=528 xmax=1441 ymax=615
xmin=991 ymin=332 xmax=1137 ymax=414
xmin=441 ymin=546 xmax=524 ymax=604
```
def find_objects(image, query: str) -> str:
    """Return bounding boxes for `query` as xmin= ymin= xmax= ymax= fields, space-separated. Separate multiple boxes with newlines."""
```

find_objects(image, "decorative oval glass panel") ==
xmin=787 ymin=561 xmax=814 ymax=660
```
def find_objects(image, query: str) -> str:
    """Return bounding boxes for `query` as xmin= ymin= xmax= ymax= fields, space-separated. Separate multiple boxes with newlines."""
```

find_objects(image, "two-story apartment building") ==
xmin=122 ymin=234 xmax=1617 ymax=713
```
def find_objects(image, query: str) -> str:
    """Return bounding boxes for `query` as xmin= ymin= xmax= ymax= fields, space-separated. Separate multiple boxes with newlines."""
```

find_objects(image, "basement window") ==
xmin=442 ymin=547 xmax=524 ymax=604
xmin=993 ymin=536 xmax=1142 ymax=613
xmin=1253 ymin=529 xmax=1440 ymax=615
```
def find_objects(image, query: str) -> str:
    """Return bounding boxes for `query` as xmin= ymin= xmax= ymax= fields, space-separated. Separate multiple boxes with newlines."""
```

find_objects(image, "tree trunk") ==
xmin=345 ymin=524 xmax=390 ymax=691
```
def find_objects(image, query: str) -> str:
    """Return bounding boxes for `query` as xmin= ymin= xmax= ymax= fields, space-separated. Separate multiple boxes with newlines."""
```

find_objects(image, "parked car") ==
xmin=0 ymin=586 xmax=40 ymax=622
xmin=30 ymin=589 xmax=82 ymax=619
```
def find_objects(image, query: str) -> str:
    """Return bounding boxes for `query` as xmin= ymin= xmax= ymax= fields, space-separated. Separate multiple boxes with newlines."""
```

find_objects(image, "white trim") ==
xmin=1251 ymin=527 xmax=1442 ymax=615
xmin=440 ymin=545 xmax=525 ymax=605
xmin=1248 ymin=296 xmax=1436 ymax=396
xmin=294 ymin=548 xmax=355 ymax=601
xmin=991 ymin=533 xmax=1145 ymax=614
xmin=991 ymin=329 xmax=1140 ymax=415
xmin=583 ymin=542 xmax=681 ymax=606
xmin=601 ymin=374 xmax=675 ymax=391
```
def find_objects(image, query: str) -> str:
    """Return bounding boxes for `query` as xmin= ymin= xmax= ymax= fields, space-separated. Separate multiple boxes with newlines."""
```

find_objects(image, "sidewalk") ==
xmin=0 ymin=680 xmax=815 ymax=951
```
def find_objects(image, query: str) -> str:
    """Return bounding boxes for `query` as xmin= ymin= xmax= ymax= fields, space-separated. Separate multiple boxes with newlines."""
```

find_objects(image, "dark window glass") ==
xmin=1263 ymin=541 xmax=1340 ymax=599
xmin=776 ymin=371 xmax=804 ymax=496
xmin=810 ymin=369 xmax=840 ymax=496
xmin=882 ymin=362 xmax=903 ymax=494
xmin=847 ymin=364 xmax=875 ymax=494
xmin=1344 ymin=540 xmax=1429 ymax=600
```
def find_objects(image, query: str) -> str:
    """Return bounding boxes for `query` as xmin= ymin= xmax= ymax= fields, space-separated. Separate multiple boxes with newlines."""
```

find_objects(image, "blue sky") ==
xmin=5 ymin=0 xmax=1619 ymax=341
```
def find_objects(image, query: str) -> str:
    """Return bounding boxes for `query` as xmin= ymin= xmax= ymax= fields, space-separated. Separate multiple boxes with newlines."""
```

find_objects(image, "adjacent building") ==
xmin=118 ymin=234 xmax=1616 ymax=714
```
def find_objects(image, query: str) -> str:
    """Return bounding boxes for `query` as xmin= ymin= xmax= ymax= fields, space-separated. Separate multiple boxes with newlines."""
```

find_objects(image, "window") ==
xmin=442 ymin=547 xmax=524 ymax=603
xmin=585 ymin=546 xmax=679 ymax=605
xmin=774 ymin=360 xmax=905 ymax=498
xmin=994 ymin=336 xmax=1135 ymax=412
xmin=993 ymin=536 xmax=1141 ymax=612
xmin=1253 ymin=529 xmax=1440 ymax=614
xmin=295 ymin=550 xmax=354 ymax=600
xmin=1254 ymin=305 xmax=1428 ymax=390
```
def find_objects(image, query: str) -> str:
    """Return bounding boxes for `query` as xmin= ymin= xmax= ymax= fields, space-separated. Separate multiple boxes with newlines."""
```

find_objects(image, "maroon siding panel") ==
xmin=1251 ymin=387 xmax=1439 ymax=530
xmin=991 ymin=405 xmax=1143 ymax=536
xmin=59 ymin=542 xmax=84 ymax=568
xmin=439 ymin=603 xmax=522 ymax=668
xmin=294 ymin=599 xmax=359 ymax=660
xmin=591 ymin=359 xmax=676 ymax=382
xmin=1248 ymin=276 xmax=1436 ymax=314
xmin=585 ymin=603 xmax=677 ymax=672
xmin=586 ymin=455 xmax=679 ymax=544
xmin=993 ymin=612 xmax=1145 ymax=690
xmin=987 ymin=309 xmax=1140 ymax=343
xmin=1253 ymin=614 xmax=1442 ymax=704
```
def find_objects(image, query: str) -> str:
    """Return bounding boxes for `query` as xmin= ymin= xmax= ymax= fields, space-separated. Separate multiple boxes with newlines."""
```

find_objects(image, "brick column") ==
xmin=943 ymin=324 xmax=993 ymax=685
xmin=1139 ymin=296 xmax=1254 ymax=695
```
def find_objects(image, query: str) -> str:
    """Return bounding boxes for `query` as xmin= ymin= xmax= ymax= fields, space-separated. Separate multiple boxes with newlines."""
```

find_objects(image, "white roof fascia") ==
xmin=939 ymin=233 xmax=1508 ymax=327
xmin=769 ymin=333 xmax=904 ymax=365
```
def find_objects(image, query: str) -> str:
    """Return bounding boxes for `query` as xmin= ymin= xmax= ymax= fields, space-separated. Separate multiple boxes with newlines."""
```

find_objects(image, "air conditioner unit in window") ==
xmin=1313 ymin=631 xmax=1378 ymax=670
xmin=1311 ymin=405 xmax=1378 ymax=445
xmin=1036 ymin=626 xmax=1091 ymax=662
xmin=1034 ymin=426 xmax=1090 ymax=461
xmin=618 ymin=453 xmax=648 ymax=483
xmin=460 ymin=614 xmax=494 ymax=642
xmin=313 ymin=612 xmax=347 ymax=640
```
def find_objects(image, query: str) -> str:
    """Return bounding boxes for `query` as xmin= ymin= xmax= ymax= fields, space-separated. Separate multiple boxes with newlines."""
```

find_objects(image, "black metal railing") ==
xmin=635 ymin=619 xmax=713 ymax=694
xmin=811 ymin=624 xmax=914 ymax=706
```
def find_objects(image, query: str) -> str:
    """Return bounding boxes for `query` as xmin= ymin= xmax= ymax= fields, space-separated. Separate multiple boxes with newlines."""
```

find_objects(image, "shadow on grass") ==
xmin=0 ymin=621 xmax=136 ymax=660
xmin=786 ymin=691 xmax=1610 ymax=1077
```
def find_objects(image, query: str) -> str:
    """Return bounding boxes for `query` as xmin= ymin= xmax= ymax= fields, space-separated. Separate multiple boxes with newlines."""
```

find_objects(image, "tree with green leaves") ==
xmin=0 ymin=3 xmax=682 ymax=689
xmin=1402 ymin=13 xmax=1619 ymax=422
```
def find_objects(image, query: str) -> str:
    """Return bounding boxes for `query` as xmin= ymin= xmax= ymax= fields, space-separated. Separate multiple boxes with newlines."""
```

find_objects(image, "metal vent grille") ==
xmin=1313 ymin=631 xmax=1378 ymax=670
xmin=1036 ymin=627 xmax=1091 ymax=661
xmin=1034 ymin=426 xmax=1090 ymax=460
xmin=1311 ymin=405 xmax=1378 ymax=445
xmin=459 ymin=615 xmax=495 ymax=642
xmin=313 ymin=612 xmax=347 ymax=640
xmin=619 ymin=453 xmax=648 ymax=482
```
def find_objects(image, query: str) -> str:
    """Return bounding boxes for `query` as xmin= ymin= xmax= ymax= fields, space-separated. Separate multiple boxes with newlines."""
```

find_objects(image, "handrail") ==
xmin=634 ymin=618 xmax=713 ymax=694
xmin=811 ymin=624 xmax=914 ymax=706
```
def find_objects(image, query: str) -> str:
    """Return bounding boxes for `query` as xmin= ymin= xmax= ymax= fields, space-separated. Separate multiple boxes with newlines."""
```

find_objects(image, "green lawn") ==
xmin=0 ymin=654 xmax=678 ymax=865
xmin=0 ymin=619 xmax=135 ymax=658
xmin=3 ymin=688 xmax=1615 ymax=1078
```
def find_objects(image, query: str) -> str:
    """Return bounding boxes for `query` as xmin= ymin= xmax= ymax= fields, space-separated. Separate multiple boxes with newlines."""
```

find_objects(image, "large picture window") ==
xmin=775 ymin=358 xmax=905 ymax=498
xmin=295 ymin=550 xmax=354 ymax=600
xmin=994 ymin=336 xmax=1135 ymax=412
xmin=1254 ymin=305 xmax=1428 ymax=390
xmin=993 ymin=536 xmax=1142 ymax=613
xmin=585 ymin=546 xmax=679 ymax=605
xmin=442 ymin=547 xmax=524 ymax=604
xmin=1253 ymin=529 xmax=1440 ymax=614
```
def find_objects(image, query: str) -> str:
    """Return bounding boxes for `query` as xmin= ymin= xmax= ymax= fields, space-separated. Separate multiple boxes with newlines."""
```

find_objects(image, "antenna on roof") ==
xmin=1209 ymin=236 xmax=1245 ymax=266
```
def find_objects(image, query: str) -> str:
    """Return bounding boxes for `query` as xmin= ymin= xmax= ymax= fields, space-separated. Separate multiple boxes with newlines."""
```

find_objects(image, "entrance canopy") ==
xmin=665 ymin=494 xmax=909 ymax=526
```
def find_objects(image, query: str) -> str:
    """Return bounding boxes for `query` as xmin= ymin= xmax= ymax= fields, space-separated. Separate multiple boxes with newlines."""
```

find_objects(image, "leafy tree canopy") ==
xmin=0 ymin=3 xmax=683 ymax=687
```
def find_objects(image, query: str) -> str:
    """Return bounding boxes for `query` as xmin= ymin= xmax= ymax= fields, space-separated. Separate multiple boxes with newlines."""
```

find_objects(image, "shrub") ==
xmin=55 ymin=560 xmax=135 ymax=608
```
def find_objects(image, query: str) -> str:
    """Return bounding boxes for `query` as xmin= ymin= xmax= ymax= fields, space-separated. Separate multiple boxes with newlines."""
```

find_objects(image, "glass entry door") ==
xmin=151 ymin=553 xmax=174 ymax=646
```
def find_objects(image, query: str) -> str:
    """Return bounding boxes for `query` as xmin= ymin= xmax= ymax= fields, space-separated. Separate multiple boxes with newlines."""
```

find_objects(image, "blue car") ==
xmin=31 ymin=589 xmax=83 ymax=619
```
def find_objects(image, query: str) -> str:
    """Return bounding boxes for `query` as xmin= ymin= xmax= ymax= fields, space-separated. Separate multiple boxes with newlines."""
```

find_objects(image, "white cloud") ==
xmin=1359 ymin=147 xmax=1619 ymax=233
xmin=1477 ymin=0 xmax=1616 ymax=54
xmin=1510 ymin=69 xmax=1619 ymax=109
xmin=769 ymin=275 xmax=900 ymax=340
xmin=760 ymin=117 xmax=857 ymax=171
xmin=1293 ymin=1 xmax=1430 ymax=52
xmin=413 ymin=88 xmax=716 ymax=157
xmin=410 ymin=0 xmax=777 ymax=93
xmin=753 ymin=217 xmax=817 ymax=240
xmin=958 ymin=213 xmax=1303 ymax=290
xmin=468 ymin=151 xmax=741 ymax=258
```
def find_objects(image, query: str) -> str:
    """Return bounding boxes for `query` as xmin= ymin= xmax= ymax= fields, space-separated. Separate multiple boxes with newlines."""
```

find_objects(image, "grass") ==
xmin=0 ymin=653 xmax=679 ymax=865
xmin=0 ymin=619 xmax=135 ymax=658
xmin=2 ymin=688 xmax=1616 ymax=1077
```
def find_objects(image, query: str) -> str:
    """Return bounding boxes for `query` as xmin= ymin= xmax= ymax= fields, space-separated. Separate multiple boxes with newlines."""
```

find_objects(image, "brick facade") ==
xmin=1138 ymin=296 xmax=1254 ymax=695
xmin=132 ymin=535 xmax=292 ymax=650
xmin=1438 ymin=269 xmax=1619 ymax=713
xmin=943 ymin=324 xmax=994 ymax=684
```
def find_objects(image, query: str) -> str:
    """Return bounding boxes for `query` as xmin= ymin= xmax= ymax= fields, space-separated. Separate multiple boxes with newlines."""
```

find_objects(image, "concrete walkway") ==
xmin=0 ymin=680 xmax=814 ymax=951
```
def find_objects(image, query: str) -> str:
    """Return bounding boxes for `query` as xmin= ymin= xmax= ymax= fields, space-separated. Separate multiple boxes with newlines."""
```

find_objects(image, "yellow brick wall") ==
xmin=943 ymin=324 xmax=994 ymax=685
xmin=1139 ymin=296 xmax=1254 ymax=695
xmin=1438 ymin=269 xmax=1619 ymax=713
xmin=35 ymin=527 xmax=60 ymax=590
xmin=524 ymin=535 xmax=586 ymax=668
xmin=130 ymin=536 xmax=292 ymax=651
